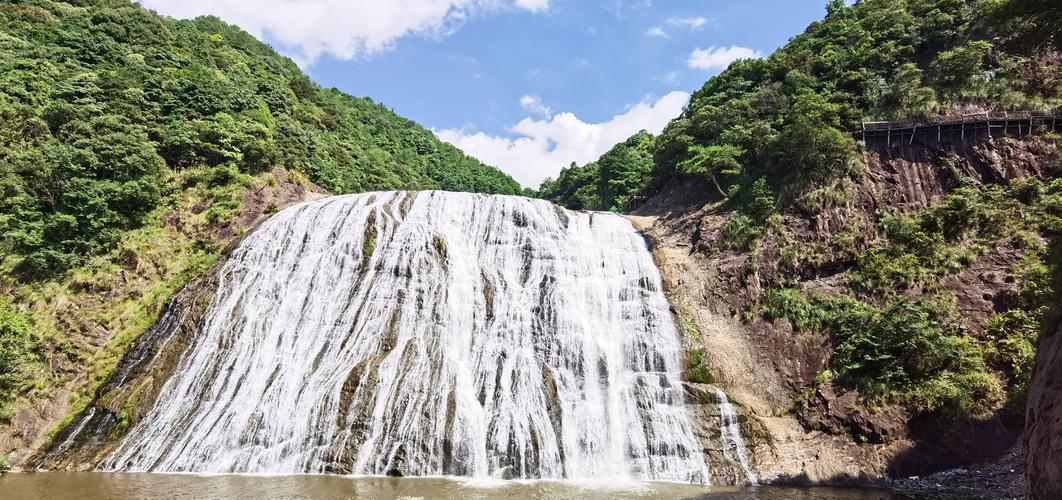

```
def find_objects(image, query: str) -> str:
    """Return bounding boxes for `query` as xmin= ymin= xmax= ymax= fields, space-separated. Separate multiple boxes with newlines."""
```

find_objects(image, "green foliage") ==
xmin=0 ymin=299 xmax=37 ymax=421
xmin=363 ymin=225 xmax=377 ymax=264
xmin=679 ymin=144 xmax=745 ymax=197
xmin=767 ymin=90 xmax=858 ymax=184
xmin=763 ymin=289 xmax=1001 ymax=416
xmin=855 ymin=180 xmax=1062 ymax=295
xmin=686 ymin=349 xmax=715 ymax=384
xmin=0 ymin=0 xmax=520 ymax=280
xmin=720 ymin=178 xmax=778 ymax=249
xmin=536 ymin=162 xmax=601 ymax=210
xmin=984 ymin=0 xmax=1062 ymax=52
xmin=537 ymin=131 xmax=654 ymax=211
xmin=764 ymin=178 xmax=1062 ymax=419
xmin=540 ymin=0 xmax=1060 ymax=214
xmin=932 ymin=40 xmax=992 ymax=98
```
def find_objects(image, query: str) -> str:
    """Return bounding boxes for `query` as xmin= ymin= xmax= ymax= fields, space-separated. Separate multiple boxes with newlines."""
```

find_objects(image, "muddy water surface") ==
xmin=0 ymin=472 xmax=907 ymax=499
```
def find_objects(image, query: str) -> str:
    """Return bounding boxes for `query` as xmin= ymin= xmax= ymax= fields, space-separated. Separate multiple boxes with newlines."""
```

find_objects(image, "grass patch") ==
xmin=686 ymin=349 xmax=715 ymax=384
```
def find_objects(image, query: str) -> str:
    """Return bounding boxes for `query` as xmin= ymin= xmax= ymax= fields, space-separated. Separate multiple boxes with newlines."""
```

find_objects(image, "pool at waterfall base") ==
xmin=1 ymin=472 xmax=908 ymax=499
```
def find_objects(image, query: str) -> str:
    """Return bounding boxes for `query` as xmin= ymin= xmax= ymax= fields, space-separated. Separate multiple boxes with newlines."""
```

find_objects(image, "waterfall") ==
xmin=100 ymin=191 xmax=709 ymax=483
xmin=711 ymin=388 xmax=757 ymax=485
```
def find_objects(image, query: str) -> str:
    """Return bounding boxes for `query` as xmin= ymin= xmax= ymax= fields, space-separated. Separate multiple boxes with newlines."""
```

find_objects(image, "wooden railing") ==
xmin=859 ymin=111 xmax=1061 ymax=146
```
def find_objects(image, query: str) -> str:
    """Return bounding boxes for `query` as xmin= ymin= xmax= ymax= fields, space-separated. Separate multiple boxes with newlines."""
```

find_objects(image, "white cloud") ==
xmin=436 ymin=91 xmax=689 ymax=188
xmin=648 ymin=16 xmax=711 ymax=38
xmin=646 ymin=26 xmax=668 ymax=38
xmin=514 ymin=0 xmax=550 ymax=12
xmin=687 ymin=45 xmax=762 ymax=71
xmin=519 ymin=95 xmax=553 ymax=119
xmin=666 ymin=16 xmax=708 ymax=30
xmin=138 ymin=0 xmax=549 ymax=66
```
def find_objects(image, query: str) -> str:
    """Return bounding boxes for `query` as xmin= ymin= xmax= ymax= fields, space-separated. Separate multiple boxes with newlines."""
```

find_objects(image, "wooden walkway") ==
xmin=860 ymin=111 xmax=1060 ymax=147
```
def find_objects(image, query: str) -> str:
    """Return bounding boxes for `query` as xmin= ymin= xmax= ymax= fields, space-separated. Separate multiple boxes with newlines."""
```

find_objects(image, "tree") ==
xmin=770 ymin=90 xmax=857 ymax=184
xmin=596 ymin=131 xmax=654 ymax=210
xmin=679 ymin=144 xmax=745 ymax=198
xmin=826 ymin=0 xmax=849 ymax=17
xmin=892 ymin=63 xmax=937 ymax=117
xmin=932 ymin=40 xmax=992 ymax=97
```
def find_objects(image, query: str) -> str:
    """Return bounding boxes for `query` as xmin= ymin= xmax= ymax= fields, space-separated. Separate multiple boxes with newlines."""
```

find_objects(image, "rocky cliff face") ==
xmin=1026 ymin=326 xmax=1062 ymax=499
xmin=630 ymin=136 xmax=1060 ymax=493
xmin=34 ymin=267 xmax=222 ymax=470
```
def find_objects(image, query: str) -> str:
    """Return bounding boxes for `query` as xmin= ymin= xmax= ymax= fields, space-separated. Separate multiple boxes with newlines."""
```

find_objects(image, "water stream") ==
xmin=712 ymin=388 xmax=758 ymax=485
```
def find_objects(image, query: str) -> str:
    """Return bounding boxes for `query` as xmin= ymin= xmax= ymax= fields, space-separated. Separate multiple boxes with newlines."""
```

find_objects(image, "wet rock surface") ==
xmin=886 ymin=445 xmax=1026 ymax=499
xmin=37 ymin=192 xmax=710 ymax=482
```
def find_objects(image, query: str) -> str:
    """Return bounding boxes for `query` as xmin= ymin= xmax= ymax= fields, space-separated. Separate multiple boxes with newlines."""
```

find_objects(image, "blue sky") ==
xmin=142 ymin=0 xmax=828 ymax=187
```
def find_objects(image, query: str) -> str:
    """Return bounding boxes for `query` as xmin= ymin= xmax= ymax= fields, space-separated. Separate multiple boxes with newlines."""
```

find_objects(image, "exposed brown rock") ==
xmin=798 ymin=382 xmax=908 ymax=445
xmin=1025 ymin=327 xmax=1062 ymax=499
xmin=629 ymin=136 xmax=1060 ymax=491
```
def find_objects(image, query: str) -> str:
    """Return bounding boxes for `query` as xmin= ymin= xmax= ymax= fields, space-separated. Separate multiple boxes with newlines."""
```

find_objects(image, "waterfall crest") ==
xmin=101 ymin=191 xmax=709 ymax=483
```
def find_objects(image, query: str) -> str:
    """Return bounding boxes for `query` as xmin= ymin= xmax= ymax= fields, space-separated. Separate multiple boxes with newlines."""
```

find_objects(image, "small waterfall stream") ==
xmin=99 ymin=191 xmax=714 ymax=483
xmin=712 ymin=388 xmax=758 ymax=485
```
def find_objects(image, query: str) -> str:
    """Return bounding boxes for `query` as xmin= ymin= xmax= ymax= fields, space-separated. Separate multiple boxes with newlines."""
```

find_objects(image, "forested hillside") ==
xmin=0 ymin=0 xmax=520 ymax=280
xmin=537 ymin=131 xmax=654 ymax=211
xmin=0 ymin=0 xmax=519 ymax=450
xmin=539 ymin=0 xmax=1060 ymax=210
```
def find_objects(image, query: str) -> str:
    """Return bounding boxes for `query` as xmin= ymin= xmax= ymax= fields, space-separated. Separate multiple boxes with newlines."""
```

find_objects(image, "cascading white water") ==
xmin=101 ymin=191 xmax=709 ymax=483
xmin=712 ymin=388 xmax=757 ymax=486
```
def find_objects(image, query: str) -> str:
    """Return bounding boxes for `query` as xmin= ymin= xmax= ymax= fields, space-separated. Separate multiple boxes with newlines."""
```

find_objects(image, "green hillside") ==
xmin=0 ymin=0 xmax=520 ymax=280
xmin=539 ymin=0 xmax=1060 ymax=210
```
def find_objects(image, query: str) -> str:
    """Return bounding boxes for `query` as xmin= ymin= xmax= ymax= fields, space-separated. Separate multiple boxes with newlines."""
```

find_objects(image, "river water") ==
xmin=0 ymin=473 xmax=904 ymax=499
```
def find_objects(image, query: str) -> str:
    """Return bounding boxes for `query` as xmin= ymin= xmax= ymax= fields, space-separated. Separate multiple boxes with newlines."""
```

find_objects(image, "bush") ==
xmin=763 ymin=289 xmax=1002 ymax=417
xmin=0 ymin=299 xmax=35 ymax=421
xmin=686 ymin=349 xmax=715 ymax=384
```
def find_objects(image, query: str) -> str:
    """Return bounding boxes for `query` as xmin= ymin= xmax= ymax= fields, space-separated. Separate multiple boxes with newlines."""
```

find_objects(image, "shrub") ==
xmin=763 ymin=289 xmax=1001 ymax=417
xmin=0 ymin=299 xmax=35 ymax=421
